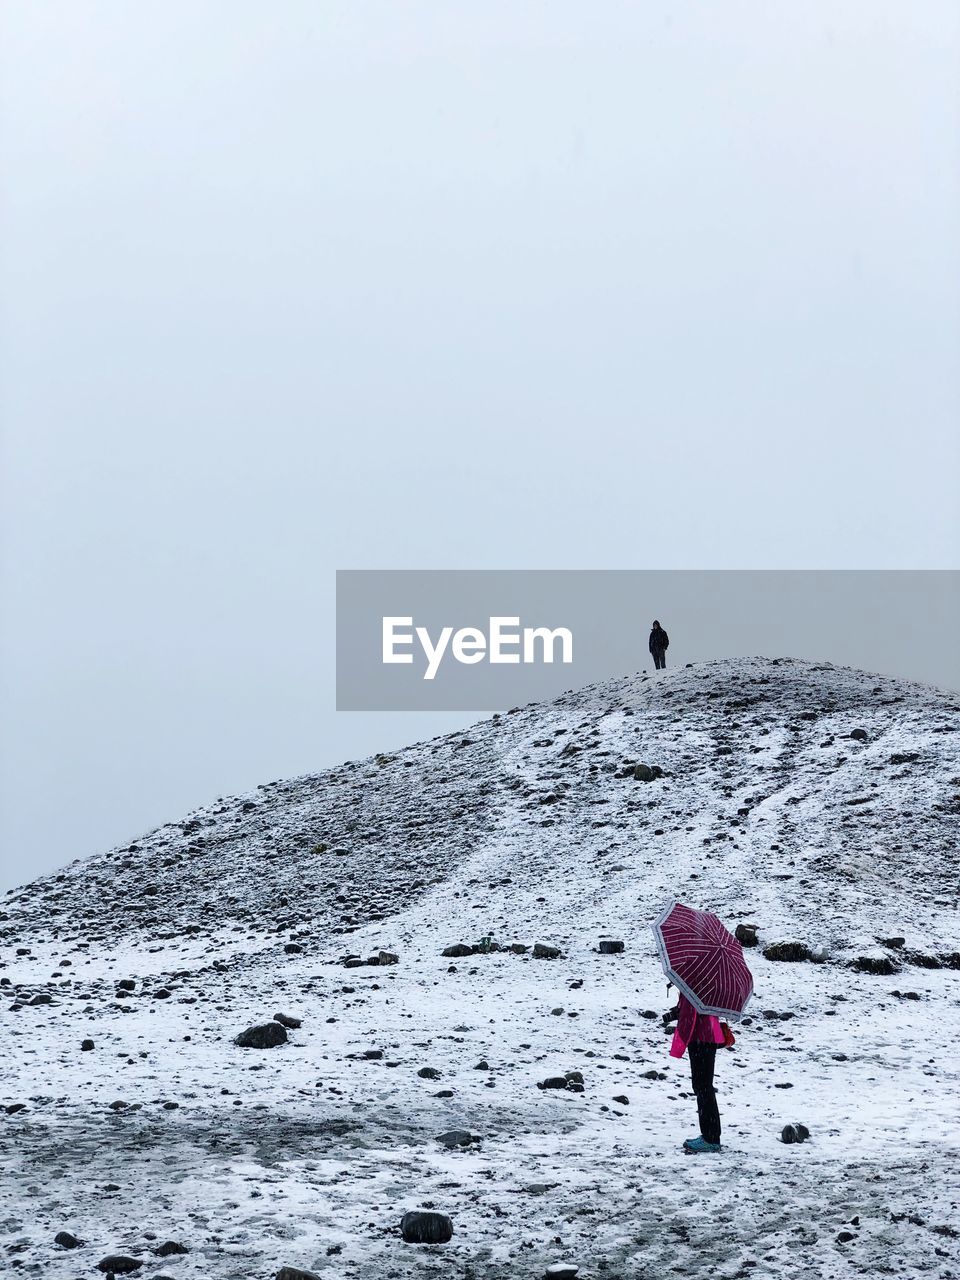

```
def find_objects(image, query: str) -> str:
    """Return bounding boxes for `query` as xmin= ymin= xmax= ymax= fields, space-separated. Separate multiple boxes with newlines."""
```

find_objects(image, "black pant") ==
xmin=688 ymin=1042 xmax=720 ymax=1143
xmin=652 ymin=650 xmax=666 ymax=670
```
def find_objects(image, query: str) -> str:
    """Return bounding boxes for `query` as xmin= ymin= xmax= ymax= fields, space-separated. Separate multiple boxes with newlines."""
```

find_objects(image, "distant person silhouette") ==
xmin=649 ymin=620 xmax=669 ymax=670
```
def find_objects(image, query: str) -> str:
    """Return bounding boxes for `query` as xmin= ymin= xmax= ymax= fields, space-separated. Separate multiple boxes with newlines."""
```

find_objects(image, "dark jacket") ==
xmin=649 ymin=625 xmax=669 ymax=655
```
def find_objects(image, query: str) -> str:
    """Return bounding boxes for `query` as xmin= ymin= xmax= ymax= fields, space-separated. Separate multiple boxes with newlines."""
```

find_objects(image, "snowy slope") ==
xmin=2 ymin=657 xmax=959 ymax=1280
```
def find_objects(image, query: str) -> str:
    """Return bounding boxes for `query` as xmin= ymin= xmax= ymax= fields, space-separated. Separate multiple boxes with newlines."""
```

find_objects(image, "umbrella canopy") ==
xmin=652 ymin=898 xmax=754 ymax=1019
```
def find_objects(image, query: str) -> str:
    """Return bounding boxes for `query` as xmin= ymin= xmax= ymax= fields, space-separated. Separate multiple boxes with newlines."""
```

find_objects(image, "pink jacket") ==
xmin=669 ymin=993 xmax=725 ymax=1058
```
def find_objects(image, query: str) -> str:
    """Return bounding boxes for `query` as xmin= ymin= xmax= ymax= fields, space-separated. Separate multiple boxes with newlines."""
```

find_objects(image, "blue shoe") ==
xmin=683 ymin=1136 xmax=721 ymax=1153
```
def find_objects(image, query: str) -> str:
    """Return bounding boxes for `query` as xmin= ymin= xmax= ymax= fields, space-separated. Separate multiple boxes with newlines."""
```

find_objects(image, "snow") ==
xmin=2 ymin=657 xmax=959 ymax=1279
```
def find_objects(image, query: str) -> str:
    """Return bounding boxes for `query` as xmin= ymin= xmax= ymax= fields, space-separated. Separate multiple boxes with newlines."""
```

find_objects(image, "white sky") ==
xmin=1 ymin=1 xmax=958 ymax=889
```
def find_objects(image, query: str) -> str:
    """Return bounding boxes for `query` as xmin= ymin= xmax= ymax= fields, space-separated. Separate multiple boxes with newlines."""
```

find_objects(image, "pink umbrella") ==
xmin=652 ymin=898 xmax=754 ymax=1020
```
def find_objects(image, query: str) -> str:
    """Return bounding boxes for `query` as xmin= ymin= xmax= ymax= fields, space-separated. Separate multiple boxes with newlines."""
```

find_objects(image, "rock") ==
xmin=442 ymin=943 xmax=474 ymax=958
xmin=276 ymin=1268 xmax=323 ymax=1280
xmin=273 ymin=1013 xmax=302 ymax=1029
xmin=633 ymin=763 xmax=659 ymax=782
xmin=780 ymin=1123 xmax=810 ymax=1144
xmin=283 ymin=942 xmax=303 ymax=954
xmin=848 ymin=728 xmax=869 ymax=741
xmin=474 ymin=1059 xmax=490 ymax=1070
xmin=378 ymin=950 xmax=399 ymax=965
xmin=153 ymin=988 xmax=171 ymax=999
xmin=598 ymin=939 xmax=624 ymax=954
xmin=564 ymin=1070 xmax=584 ymax=1084
xmin=880 ymin=936 xmax=906 ymax=949
xmin=81 ymin=1039 xmax=95 ymax=1051
xmin=97 ymin=1257 xmax=143 ymax=1274
xmin=362 ymin=1048 xmax=383 ymax=1060
xmin=533 ymin=943 xmax=561 ymax=960
xmin=234 ymin=1022 xmax=288 ymax=1049
xmin=735 ymin=923 xmax=759 ymax=947
xmin=436 ymin=1130 xmax=476 ymax=1148
xmin=28 ymin=993 xmax=53 ymax=1005
xmin=108 ymin=1100 xmax=129 ymax=1111
xmin=509 ymin=942 xmax=530 ymax=954
xmin=545 ymin=1266 xmax=580 ymax=1279
xmin=538 ymin=1076 xmax=570 ymax=1090
xmin=54 ymin=1230 xmax=84 ymax=1249
xmin=400 ymin=1210 xmax=453 ymax=1244
xmin=836 ymin=1231 xmax=856 ymax=1243
xmin=117 ymin=979 xmax=136 ymax=991
xmin=417 ymin=1066 xmax=441 ymax=1079
xmin=762 ymin=942 xmax=812 ymax=962
xmin=155 ymin=1242 xmax=189 ymax=1256
xmin=612 ymin=1094 xmax=630 ymax=1105
xmin=851 ymin=956 xmax=899 ymax=975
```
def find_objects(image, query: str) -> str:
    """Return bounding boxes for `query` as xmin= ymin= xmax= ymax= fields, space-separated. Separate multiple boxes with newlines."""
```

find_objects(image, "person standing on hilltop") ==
xmin=649 ymin=620 xmax=669 ymax=670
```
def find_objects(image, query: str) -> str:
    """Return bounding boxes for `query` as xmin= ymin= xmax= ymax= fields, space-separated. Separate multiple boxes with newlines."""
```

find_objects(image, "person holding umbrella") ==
xmin=667 ymin=984 xmax=728 ymax=1152
xmin=652 ymin=899 xmax=754 ymax=1155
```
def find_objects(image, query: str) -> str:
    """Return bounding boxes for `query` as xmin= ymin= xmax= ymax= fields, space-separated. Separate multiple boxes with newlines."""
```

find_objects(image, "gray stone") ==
xmin=234 ymin=1022 xmax=288 ymax=1049
xmin=763 ymin=942 xmax=812 ymax=962
xmin=435 ymin=1130 xmax=476 ymax=1148
xmin=851 ymin=955 xmax=899 ymax=975
xmin=442 ymin=943 xmax=474 ymax=958
xmin=400 ymin=1210 xmax=453 ymax=1244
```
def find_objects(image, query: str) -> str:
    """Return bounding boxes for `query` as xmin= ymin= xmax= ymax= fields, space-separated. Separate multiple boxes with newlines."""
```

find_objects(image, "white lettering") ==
xmin=416 ymin=625 xmax=453 ymax=681
xmin=382 ymin=617 xmax=414 ymax=664
xmin=452 ymin=627 xmax=487 ymax=665
xmin=489 ymin=616 xmax=521 ymax=663
xmin=382 ymin=617 xmax=574 ymax=679
xmin=523 ymin=626 xmax=573 ymax=664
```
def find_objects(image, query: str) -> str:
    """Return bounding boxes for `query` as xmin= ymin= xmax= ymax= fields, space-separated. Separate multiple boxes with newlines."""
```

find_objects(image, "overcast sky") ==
xmin=1 ymin=1 xmax=958 ymax=892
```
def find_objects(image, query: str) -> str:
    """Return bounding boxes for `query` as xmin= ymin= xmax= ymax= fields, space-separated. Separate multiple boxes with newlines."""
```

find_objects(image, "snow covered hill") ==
xmin=2 ymin=657 xmax=959 ymax=1280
